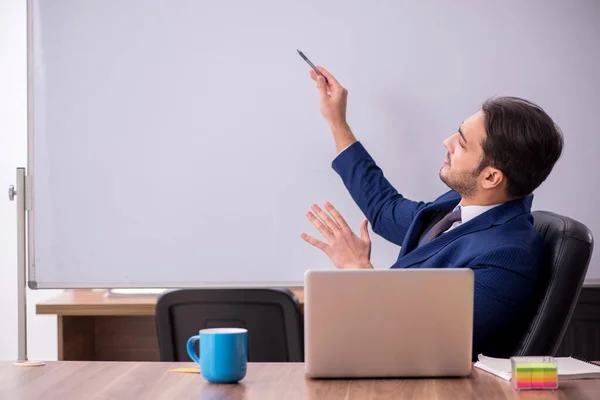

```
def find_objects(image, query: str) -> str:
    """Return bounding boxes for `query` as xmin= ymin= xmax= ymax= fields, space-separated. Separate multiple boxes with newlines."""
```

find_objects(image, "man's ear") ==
xmin=481 ymin=166 xmax=504 ymax=190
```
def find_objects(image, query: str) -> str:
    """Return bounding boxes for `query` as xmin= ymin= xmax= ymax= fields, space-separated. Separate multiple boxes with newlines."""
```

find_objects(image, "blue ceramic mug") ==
xmin=186 ymin=328 xmax=248 ymax=383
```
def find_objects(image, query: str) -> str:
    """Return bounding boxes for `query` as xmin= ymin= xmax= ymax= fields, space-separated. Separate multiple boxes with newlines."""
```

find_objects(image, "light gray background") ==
xmin=28 ymin=0 xmax=600 ymax=288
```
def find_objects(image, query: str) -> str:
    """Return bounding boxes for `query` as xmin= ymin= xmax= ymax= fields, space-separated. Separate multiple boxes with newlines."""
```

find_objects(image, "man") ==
xmin=300 ymin=66 xmax=564 ymax=357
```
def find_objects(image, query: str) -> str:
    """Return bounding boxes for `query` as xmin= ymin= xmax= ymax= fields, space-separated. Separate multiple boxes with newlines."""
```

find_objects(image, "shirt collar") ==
xmin=452 ymin=202 xmax=504 ymax=225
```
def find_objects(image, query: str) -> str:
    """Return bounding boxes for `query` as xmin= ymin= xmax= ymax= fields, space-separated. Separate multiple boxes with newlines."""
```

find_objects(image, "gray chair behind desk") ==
xmin=492 ymin=211 xmax=594 ymax=357
xmin=155 ymin=288 xmax=304 ymax=362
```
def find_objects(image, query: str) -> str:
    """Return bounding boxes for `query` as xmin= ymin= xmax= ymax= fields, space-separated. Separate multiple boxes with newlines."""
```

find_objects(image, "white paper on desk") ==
xmin=476 ymin=354 xmax=600 ymax=381
xmin=474 ymin=356 xmax=511 ymax=381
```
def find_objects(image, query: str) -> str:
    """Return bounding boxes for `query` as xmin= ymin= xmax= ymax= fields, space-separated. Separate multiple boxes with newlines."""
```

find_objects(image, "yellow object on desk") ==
xmin=168 ymin=367 xmax=200 ymax=374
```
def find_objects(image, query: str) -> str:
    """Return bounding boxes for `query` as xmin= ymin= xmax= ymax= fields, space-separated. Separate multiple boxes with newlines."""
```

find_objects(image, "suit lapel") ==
xmin=398 ymin=197 xmax=461 ymax=257
xmin=394 ymin=194 xmax=534 ymax=269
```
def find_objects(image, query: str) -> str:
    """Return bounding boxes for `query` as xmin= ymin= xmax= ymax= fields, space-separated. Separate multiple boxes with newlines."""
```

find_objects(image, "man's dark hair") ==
xmin=479 ymin=96 xmax=564 ymax=198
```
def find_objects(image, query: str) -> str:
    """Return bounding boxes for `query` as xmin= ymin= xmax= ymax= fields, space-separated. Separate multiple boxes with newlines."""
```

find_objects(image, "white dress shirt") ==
xmin=443 ymin=203 xmax=503 ymax=233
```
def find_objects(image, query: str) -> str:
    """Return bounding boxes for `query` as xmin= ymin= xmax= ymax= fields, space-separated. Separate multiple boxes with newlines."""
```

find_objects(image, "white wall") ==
xmin=1 ymin=0 xmax=59 ymax=361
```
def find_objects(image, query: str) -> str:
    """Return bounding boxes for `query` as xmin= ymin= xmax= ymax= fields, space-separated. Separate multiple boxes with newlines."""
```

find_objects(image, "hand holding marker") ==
xmin=297 ymin=50 xmax=329 ymax=83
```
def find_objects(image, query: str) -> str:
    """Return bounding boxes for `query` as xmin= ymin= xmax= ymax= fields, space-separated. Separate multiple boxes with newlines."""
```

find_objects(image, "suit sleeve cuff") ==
xmin=331 ymin=141 xmax=371 ymax=173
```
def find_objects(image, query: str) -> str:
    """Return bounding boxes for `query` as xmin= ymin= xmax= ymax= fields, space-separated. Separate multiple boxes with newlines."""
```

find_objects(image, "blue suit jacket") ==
xmin=332 ymin=142 xmax=542 ymax=357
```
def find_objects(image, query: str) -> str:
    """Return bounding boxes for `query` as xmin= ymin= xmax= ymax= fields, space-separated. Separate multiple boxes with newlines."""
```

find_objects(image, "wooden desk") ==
xmin=36 ymin=289 xmax=304 ymax=361
xmin=4 ymin=361 xmax=597 ymax=399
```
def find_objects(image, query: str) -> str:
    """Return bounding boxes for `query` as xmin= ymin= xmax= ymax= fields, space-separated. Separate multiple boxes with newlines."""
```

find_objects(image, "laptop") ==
xmin=303 ymin=268 xmax=474 ymax=378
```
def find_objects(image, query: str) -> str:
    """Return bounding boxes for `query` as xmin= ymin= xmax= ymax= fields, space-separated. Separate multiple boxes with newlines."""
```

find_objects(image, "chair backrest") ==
xmin=155 ymin=288 xmax=304 ymax=362
xmin=511 ymin=211 xmax=594 ymax=356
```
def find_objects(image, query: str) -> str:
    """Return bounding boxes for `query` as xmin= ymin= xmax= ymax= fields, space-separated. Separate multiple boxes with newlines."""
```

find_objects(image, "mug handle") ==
xmin=186 ymin=335 xmax=200 ymax=364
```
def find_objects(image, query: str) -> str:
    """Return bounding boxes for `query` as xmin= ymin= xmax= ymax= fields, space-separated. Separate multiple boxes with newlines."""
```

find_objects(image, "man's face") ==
xmin=439 ymin=111 xmax=487 ymax=197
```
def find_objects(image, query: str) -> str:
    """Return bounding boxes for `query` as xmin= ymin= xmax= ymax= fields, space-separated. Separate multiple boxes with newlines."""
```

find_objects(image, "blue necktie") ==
xmin=418 ymin=208 xmax=462 ymax=247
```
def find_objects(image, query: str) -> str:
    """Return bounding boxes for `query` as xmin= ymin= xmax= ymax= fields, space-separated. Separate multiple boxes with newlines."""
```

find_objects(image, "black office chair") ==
xmin=155 ymin=288 xmax=304 ymax=362
xmin=494 ymin=211 xmax=594 ymax=357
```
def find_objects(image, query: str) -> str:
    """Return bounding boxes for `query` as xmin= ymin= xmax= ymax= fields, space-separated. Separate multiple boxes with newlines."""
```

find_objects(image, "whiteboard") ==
xmin=27 ymin=0 xmax=600 ymax=288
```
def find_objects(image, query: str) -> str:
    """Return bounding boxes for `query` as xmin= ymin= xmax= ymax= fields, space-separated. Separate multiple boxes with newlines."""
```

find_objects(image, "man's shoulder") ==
xmin=475 ymin=212 xmax=542 ymax=248
xmin=467 ymin=214 xmax=544 ymax=271
xmin=445 ymin=209 xmax=543 ymax=263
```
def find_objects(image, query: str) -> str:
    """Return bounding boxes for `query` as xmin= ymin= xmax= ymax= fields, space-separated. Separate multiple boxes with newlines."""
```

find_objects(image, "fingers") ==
xmin=316 ymin=76 xmax=330 ymax=100
xmin=300 ymin=233 xmax=328 ymax=252
xmin=324 ymin=202 xmax=351 ymax=231
xmin=311 ymin=204 xmax=340 ymax=233
xmin=360 ymin=218 xmax=370 ymax=241
xmin=306 ymin=211 xmax=334 ymax=240
xmin=316 ymin=66 xmax=340 ymax=87
xmin=309 ymin=69 xmax=318 ymax=81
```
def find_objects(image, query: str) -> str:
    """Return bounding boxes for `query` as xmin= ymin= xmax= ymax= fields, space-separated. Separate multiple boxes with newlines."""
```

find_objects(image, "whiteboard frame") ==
xmin=24 ymin=1 xmax=306 ymax=290
xmin=23 ymin=0 xmax=597 ymax=289
xmin=24 ymin=0 xmax=309 ymax=289
xmin=26 ymin=0 xmax=36 ymax=288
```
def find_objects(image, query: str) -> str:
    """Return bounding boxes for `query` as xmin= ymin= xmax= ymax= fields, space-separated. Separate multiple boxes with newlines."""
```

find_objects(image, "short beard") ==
xmin=439 ymin=167 xmax=479 ymax=198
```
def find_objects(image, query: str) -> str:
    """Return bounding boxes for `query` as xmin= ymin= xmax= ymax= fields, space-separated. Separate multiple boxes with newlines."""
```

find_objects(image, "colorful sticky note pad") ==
xmin=511 ymin=357 xmax=558 ymax=390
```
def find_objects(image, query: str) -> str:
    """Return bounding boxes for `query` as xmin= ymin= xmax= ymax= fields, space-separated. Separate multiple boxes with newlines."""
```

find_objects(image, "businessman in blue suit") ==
xmin=300 ymin=66 xmax=564 ymax=358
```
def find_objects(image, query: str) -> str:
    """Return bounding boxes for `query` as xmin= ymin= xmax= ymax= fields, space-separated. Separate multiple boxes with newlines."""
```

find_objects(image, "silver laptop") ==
xmin=304 ymin=268 xmax=474 ymax=378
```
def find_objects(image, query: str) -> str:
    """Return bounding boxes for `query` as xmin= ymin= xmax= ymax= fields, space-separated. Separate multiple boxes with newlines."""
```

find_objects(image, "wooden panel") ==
xmin=37 ymin=290 xmax=158 ymax=316
xmin=60 ymin=316 xmax=95 ymax=361
xmin=94 ymin=316 xmax=160 ymax=361
xmin=57 ymin=315 xmax=63 ymax=360
xmin=557 ymin=286 xmax=600 ymax=360
xmin=37 ymin=288 xmax=304 ymax=316
xmin=43 ymin=289 xmax=304 ymax=362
